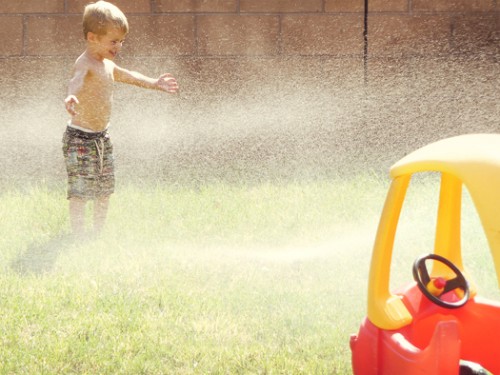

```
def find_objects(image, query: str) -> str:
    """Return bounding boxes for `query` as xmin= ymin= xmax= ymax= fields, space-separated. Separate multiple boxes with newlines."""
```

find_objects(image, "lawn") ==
xmin=0 ymin=174 xmax=498 ymax=374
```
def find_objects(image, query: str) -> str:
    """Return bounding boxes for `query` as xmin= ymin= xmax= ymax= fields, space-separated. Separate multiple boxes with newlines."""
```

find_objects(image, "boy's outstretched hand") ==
xmin=157 ymin=73 xmax=179 ymax=94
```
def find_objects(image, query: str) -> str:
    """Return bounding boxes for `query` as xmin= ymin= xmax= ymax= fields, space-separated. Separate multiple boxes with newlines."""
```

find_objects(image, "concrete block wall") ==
xmin=0 ymin=0 xmax=498 ymax=182
xmin=0 ymin=0 xmax=498 ymax=58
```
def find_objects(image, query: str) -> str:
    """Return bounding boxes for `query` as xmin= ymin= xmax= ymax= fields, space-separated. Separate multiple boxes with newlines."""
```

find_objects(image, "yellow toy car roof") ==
xmin=368 ymin=134 xmax=500 ymax=330
xmin=392 ymin=133 xmax=500 ymax=278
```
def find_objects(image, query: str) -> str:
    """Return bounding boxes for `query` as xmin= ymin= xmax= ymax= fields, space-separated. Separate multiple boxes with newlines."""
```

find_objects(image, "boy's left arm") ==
xmin=113 ymin=65 xmax=179 ymax=93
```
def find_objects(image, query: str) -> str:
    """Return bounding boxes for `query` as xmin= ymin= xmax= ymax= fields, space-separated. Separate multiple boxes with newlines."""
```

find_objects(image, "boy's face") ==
xmin=88 ymin=27 xmax=127 ymax=60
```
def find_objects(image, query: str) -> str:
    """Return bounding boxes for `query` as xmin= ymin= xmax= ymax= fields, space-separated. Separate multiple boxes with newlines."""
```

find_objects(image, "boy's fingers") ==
xmin=158 ymin=75 xmax=179 ymax=93
xmin=64 ymin=96 xmax=79 ymax=115
xmin=154 ymin=73 xmax=179 ymax=93
xmin=167 ymin=84 xmax=179 ymax=93
xmin=66 ymin=105 xmax=76 ymax=116
xmin=160 ymin=73 xmax=177 ymax=84
xmin=165 ymin=77 xmax=176 ymax=83
xmin=65 ymin=95 xmax=79 ymax=104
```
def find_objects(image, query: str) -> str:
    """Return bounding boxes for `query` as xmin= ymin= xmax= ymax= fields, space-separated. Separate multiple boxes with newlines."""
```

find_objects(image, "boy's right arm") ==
xmin=65 ymin=63 xmax=88 ymax=116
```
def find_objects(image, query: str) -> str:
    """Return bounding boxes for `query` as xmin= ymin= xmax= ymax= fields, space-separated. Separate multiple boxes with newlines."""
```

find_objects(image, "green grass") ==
xmin=0 ymin=174 xmax=498 ymax=374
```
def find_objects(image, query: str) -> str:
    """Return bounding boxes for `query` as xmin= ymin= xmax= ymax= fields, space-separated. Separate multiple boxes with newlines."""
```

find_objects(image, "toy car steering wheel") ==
xmin=412 ymin=254 xmax=470 ymax=309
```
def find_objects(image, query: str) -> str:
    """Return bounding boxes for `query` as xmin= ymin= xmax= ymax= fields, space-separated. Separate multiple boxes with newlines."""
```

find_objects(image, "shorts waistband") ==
xmin=65 ymin=126 xmax=108 ymax=140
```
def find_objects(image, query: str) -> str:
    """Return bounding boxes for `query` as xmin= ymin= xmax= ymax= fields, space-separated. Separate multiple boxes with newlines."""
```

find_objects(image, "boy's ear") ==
xmin=87 ymin=32 xmax=98 ymax=42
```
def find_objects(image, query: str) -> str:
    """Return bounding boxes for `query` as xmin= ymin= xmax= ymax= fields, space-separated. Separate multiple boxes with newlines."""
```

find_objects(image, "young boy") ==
xmin=63 ymin=0 xmax=179 ymax=235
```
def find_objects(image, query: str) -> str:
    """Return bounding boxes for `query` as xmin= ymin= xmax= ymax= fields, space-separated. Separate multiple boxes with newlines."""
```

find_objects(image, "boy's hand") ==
xmin=157 ymin=73 xmax=179 ymax=94
xmin=64 ymin=95 xmax=79 ymax=116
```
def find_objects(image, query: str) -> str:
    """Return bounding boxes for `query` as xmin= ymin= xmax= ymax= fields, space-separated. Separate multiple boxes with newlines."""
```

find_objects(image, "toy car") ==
xmin=350 ymin=134 xmax=500 ymax=375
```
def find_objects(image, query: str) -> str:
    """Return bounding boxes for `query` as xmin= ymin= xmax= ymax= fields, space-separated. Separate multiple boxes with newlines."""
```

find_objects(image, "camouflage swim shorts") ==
xmin=62 ymin=126 xmax=115 ymax=200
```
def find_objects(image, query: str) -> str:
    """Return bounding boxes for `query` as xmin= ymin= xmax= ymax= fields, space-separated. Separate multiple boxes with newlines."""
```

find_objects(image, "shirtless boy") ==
xmin=63 ymin=0 xmax=179 ymax=235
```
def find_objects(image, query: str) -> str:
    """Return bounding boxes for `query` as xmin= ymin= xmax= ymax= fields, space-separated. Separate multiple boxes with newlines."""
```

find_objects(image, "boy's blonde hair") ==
xmin=83 ymin=1 xmax=129 ymax=39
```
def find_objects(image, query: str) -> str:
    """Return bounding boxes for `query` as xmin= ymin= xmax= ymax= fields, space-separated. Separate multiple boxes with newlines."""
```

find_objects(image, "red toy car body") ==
xmin=350 ymin=134 xmax=500 ymax=374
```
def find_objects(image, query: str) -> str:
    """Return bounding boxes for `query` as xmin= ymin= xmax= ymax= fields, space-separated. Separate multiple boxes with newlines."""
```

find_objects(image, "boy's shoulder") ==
xmin=74 ymin=52 xmax=95 ymax=68
xmin=75 ymin=51 xmax=115 ymax=66
xmin=73 ymin=52 xmax=116 ymax=74
xmin=72 ymin=52 xmax=92 ymax=74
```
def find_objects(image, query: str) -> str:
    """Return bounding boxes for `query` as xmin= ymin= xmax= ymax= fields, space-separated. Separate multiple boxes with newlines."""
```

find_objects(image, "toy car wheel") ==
xmin=459 ymin=360 xmax=488 ymax=375
xmin=413 ymin=254 xmax=470 ymax=309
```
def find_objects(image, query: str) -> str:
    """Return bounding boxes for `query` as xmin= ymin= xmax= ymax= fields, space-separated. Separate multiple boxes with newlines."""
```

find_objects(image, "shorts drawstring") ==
xmin=95 ymin=138 xmax=104 ymax=174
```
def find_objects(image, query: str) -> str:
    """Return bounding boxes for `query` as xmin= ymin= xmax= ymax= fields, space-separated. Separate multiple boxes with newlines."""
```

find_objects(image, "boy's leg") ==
xmin=69 ymin=197 xmax=86 ymax=235
xmin=93 ymin=195 xmax=110 ymax=234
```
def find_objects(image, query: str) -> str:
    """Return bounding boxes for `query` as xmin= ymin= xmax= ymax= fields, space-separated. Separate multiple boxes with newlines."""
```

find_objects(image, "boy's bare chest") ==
xmin=86 ymin=61 xmax=114 ymax=92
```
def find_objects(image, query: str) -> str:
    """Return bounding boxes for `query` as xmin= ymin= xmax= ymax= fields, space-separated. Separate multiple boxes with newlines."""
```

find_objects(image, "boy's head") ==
xmin=83 ymin=1 xmax=129 ymax=40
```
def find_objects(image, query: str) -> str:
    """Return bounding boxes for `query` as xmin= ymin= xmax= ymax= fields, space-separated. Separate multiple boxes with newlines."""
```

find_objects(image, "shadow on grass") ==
xmin=11 ymin=233 xmax=74 ymax=275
